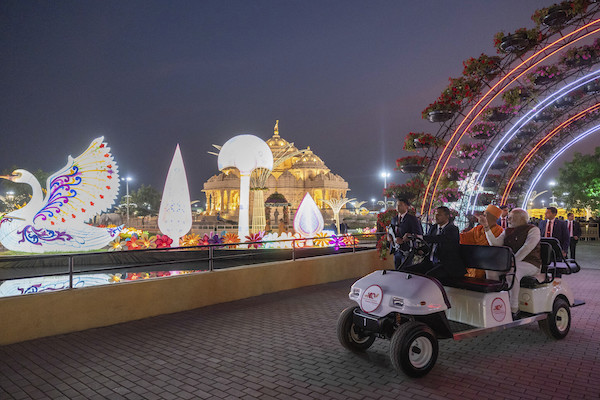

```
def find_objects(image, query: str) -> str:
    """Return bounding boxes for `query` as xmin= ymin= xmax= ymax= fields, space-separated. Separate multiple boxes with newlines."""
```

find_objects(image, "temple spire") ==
xmin=274 ymin=120 xmax=279 ymax=136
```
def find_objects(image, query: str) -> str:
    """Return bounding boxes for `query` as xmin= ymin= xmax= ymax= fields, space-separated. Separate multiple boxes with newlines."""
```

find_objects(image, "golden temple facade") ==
xmin=203 ymin=121 xmax=349 ymax=217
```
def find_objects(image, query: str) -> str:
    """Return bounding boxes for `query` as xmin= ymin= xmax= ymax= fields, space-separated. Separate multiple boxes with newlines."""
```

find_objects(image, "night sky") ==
xmin=1 ymin=0 xmax=595 ymax=207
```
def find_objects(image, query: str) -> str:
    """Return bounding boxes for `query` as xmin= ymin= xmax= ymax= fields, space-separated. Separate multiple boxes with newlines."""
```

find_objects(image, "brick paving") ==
xmin=1 ymin=243 xmax=600 ymax=399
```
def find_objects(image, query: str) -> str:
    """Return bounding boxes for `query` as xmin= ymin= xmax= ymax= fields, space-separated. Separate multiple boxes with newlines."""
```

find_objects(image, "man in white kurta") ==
xmin=478 ymin=208 xmax=542 ymax=318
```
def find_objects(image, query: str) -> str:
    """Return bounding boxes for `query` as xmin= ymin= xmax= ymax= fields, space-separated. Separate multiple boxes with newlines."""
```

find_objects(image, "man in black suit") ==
xmin=538 ymin=207 xmax=569 ymax=257
xmin=566 ymin=212 xmax=582 ymax=259
xmin=496 ymin=205 xmax=509 ymax=230
xmin=388 ymin=197 xmax=423 ymax=269
xmin=400 ymin=206 xmax=466 ymax=280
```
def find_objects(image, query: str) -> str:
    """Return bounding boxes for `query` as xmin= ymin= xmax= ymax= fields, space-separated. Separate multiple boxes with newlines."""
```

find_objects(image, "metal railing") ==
xmin=0 ymin=233 xmax=379 ymax=297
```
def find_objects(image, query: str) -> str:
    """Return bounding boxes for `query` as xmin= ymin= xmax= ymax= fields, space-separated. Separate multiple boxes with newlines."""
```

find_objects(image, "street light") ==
xmin=122 ymin=177 xmax=132 ymax=226
xmin=380 ymin=171 xmax=391 ymax=209
xmin=371 ymin=198 xmax=376 ymax=210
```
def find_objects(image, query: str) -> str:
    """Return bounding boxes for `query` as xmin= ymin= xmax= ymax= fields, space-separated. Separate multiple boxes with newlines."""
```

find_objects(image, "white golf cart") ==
xmin=337 ymin=237 xmax=584 ymax=377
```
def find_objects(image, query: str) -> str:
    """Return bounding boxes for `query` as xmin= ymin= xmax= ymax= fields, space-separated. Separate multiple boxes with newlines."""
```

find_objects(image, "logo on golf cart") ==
xmin=491 ymin=297 xmax=507 ymax=322
xmin=361 ymin=285 xmax=383 ymax=313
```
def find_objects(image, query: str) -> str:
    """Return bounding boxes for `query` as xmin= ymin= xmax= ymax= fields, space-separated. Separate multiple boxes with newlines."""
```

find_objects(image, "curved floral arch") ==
xmin=397 ymin=3 xmax=600 ymax=221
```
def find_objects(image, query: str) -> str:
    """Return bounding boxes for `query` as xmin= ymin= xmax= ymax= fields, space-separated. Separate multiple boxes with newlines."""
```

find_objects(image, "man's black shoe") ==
xmin=512 ymin=311 xmax=522 ymax=321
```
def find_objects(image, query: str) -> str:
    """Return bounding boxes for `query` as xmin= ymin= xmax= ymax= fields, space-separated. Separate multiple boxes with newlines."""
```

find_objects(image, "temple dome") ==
xmin=292 ymin=147 xmax=326 ymax=168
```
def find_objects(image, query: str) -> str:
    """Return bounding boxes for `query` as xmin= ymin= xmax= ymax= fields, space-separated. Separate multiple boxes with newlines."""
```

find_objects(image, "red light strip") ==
xmin=421 ymin=20 xmax=600 ymax=216
xmin=501 ymin=102 xmax=600 ymax=203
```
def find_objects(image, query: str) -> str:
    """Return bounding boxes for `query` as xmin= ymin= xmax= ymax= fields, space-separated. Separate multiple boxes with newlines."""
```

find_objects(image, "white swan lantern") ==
xmin=0 ymin=137 xmax=122 ymax=253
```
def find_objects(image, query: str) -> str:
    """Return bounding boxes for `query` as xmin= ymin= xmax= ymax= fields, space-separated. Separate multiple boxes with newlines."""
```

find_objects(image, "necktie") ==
xmin=569 ymin=221 xmax=573 ymax=237
xmin=430 ymin=226 xmax=440 ymax=263
xmin=546 ymin=220 xmax=552 ymax=237
xmin=502 ymin=218 xmax=506 ymax=229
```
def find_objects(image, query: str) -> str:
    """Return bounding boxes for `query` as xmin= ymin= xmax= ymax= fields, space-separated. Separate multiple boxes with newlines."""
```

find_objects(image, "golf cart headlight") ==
xmin=392 ymin=297 xmax=404 ymax=308
xmin=350 ymin=287 xmax=360 ymax=298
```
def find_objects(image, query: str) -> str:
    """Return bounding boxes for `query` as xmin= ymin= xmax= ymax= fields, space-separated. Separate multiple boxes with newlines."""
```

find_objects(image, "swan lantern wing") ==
xmin=33 ymin=136 xmax=120 ymax=226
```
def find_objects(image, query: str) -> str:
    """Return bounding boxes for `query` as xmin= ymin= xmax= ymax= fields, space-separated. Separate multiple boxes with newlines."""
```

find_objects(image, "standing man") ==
xmin=539 ymin=207 xmax=569 ymax=257
xmin=388 ymin=197 xmax=423 ymax=269
xmin=566 ymin=212 xmax=581 ymax=260
xmin=401 ymin=206 xmax=466 ymax=280
xmin=497 ymin=205 xmax=509 ymax=230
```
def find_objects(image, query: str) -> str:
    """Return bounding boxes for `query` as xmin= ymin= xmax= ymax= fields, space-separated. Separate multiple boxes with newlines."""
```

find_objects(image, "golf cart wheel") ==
xmin=336 ymin=307 xmax=376 ymax=351
xmin=390 ymin=321 xmax=438 ymax=378
xmin=539 ymin=297 xmax=571 ymax=340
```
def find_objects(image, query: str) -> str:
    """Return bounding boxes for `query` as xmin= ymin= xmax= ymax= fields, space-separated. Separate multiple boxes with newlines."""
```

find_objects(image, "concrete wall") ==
xmin=0 ymin=250 xmax=393 ymax=345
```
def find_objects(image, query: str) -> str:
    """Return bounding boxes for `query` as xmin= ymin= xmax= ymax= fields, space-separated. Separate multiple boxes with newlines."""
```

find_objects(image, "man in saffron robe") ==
xmin=460 ymin=204 xmax=504 ymax=278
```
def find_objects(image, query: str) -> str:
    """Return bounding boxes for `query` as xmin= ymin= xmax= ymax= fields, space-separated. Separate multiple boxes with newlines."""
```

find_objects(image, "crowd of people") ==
xmin=387 ymin=198 xmax=582 ymax=320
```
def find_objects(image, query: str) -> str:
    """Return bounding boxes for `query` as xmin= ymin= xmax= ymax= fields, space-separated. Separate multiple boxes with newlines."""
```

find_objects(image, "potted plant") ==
xmin=494 ymin=28 xmax=542 ymax=55
xmin=395 ymin=156 xmax=430 ymax=174
xmin=532 ymin=1 xmax=590 ymax=29
xmin=560 ymin=45 xmax=597 ymax=68
xmin=533 ymin=109 xmax=556 ymax=122
xmin=502 ymin=142 xmax=523 ymax=153
xmin=585 ymin=79 xmax=600 ymax=94
xmin=516 ymin=124 xmax=538 ymax=139
xmin=384 ymin=177 xmax=425 ymax=201
xmin=403 ymin=132 xmax=445 ymax=151
xmin=532 ymin=3 xmax=572 ymax=28
xmin=468 ymin=121 xmax=499 ymax=139
xmin=455 ymin=143 xmax=486 ymax=160
xmin=502 ymin=86 xmax=535 ymax=107
xmin=554 ymin=95 xmax=576 ymax=109
xmin=526 ymin=65 xmax=563 ymax=86
xmin=483 ymin=174 xmax=502 ymax=190
xmin=482 ymin=104 xmax=517 ymax=122
xmin=491 ymin=154 xmax=514 ymax=169
xmin=444 ymin=166 xmax=469 ymax=181
xmin=462 ymin=54 xmax=502 ymax=80
xmin=437 ymin=187 xmax=462 ymax=203
xmin=476 ymin=192 xmax=497 ymax=206
xmin=421 ymin=101 xmax=459 ymax=122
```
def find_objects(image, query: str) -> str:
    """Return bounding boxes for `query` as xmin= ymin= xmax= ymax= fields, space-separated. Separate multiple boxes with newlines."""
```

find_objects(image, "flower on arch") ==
xmin=155 ymin=235 xmax=173 ymax=248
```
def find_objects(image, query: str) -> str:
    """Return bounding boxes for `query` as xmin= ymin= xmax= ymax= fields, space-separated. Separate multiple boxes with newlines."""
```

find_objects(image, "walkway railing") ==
xmin=0 ymin=233 xmax=379 ymax=297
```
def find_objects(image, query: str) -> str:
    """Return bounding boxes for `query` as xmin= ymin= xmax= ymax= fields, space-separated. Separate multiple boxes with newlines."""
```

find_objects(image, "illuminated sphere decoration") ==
xmin=294 ymin=192 xmax=324 ymax=238
xmin=218 ymin=134 xmax=273 ymax=239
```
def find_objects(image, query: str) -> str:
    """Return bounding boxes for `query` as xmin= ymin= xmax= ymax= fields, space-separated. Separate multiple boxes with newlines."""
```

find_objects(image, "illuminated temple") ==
xmin=203 ymin=122 xmax=350 ymax=219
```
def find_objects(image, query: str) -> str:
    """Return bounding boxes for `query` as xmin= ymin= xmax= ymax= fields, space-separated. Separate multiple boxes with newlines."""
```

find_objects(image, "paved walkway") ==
xmin=1 ymin=243 xmax=599 ymax=400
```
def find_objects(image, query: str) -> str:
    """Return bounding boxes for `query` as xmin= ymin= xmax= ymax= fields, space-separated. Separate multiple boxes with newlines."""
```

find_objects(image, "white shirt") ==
xmin=484 ymin=226 xmax=541 ymax=263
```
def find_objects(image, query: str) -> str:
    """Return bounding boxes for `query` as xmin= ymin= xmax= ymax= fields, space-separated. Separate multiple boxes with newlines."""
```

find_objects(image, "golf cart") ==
xmin=337 ymin=236 xmax=584 ymax=377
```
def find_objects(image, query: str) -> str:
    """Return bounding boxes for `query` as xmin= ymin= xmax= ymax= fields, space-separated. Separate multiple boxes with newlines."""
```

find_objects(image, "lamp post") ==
xmin=122 ymin=177 xmax=132 ymax=226
xmin=380 ymin=171 xmax=391 ymax=210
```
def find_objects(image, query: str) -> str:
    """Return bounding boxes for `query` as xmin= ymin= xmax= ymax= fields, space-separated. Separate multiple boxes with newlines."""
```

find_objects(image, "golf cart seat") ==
xmin=541 ymin=237 xmax=580 ymax=275
xmin=520 ymin=241 xmax=556 ymax=288
xmin=443 ymin=245 xmax=514 ymax=293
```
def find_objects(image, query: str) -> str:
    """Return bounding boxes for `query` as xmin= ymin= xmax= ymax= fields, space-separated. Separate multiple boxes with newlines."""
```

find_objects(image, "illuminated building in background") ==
xmin=203 ymin=122 xmax=349 ymax=219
